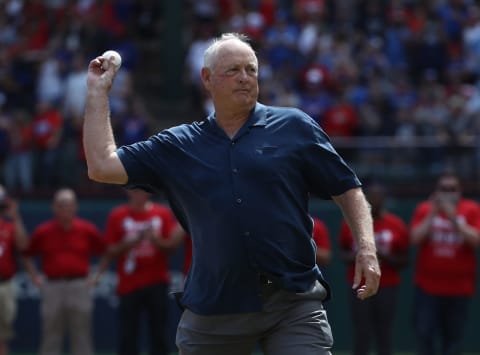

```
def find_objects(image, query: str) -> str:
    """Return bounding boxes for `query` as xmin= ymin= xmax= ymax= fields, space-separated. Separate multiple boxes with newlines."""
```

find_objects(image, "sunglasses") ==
xmin=437 ymin=185 xmax=459 ymax=192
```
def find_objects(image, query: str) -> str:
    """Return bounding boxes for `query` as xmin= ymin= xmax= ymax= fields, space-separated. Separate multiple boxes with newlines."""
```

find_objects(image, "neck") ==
xmin=215 ymin=106 xmax=252 ymax=139
xmin=130 ymin=201 xmax=151 ymax=212
xmin=58 ymin=218 xmax=73 ymax=230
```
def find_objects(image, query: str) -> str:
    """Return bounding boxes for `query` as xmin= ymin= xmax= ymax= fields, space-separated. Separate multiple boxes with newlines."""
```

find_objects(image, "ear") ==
xmin=201 ymin=67 xmax=211 ymax=91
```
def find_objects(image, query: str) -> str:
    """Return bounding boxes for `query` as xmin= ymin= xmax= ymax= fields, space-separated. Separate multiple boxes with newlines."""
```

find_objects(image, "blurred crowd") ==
xmin=2 ymin=0 xmax=480 ymax=196
xmin=0 ymin=0 xmax=159 ymax=195
xmin=185 ymin=0 xmax=480 ymax=183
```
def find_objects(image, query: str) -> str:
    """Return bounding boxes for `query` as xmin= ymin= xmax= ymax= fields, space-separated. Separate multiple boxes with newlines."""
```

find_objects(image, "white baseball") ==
xmin=101 ymin=50 xmax=122 ymax=70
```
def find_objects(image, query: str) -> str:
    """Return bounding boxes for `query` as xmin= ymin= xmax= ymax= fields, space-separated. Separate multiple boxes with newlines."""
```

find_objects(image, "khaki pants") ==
xmin=0 ymin=279 xmax=16 ymax=341
xmin=39 ymin=278 xmax=93 ymax=355
xmin=176 ymin=281 xmax=333 ymax=355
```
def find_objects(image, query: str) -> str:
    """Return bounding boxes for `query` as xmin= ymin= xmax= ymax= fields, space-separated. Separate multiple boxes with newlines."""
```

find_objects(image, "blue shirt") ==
xmin=117 ymin=103 xmax=361 ymax=315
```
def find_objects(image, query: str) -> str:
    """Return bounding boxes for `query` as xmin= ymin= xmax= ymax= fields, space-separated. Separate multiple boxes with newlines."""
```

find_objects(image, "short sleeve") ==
xmin=298 ymin=112 xmax=361 ymax=198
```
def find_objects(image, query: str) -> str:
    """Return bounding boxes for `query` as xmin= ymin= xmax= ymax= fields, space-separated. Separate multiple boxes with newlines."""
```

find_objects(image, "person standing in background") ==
xmin=0 ymin=185 xmax=29 ymax=355
xmin=339 ymin=182 xmax=409 ymax=355
xmin=23 ymin=188 xmax=105 ymax=355
xmin=410 ymin=172 xmax=480 ymax=355
xmin=311 ymin=216 xmax=331 ymax=267
xmin=91 ymin=188 xmax=183 ymax=355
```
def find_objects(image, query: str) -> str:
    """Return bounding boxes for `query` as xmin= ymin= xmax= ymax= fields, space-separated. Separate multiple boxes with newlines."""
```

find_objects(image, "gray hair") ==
xmin=203 ymin=33 xmax=255 ymax=70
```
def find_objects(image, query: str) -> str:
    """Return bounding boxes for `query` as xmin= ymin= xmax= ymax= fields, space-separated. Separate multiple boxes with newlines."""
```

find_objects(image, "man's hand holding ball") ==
xmin=101 ymin=50 xmax=122 ymax=71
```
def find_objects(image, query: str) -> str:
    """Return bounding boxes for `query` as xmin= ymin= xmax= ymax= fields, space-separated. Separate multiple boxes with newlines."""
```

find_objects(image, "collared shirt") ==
xmin=25 ymin=218 xmax=105 ymax=278
xmin=117 ymin=102 xmax=361 ymax=315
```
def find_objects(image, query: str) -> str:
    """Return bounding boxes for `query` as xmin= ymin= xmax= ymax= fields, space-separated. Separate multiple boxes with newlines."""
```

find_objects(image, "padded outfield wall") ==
xmin=9 ymin=198 xmax=480 ymax=353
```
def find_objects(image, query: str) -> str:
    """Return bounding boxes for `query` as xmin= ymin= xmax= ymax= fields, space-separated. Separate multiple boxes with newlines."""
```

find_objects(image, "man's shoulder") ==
xmin=162 ymin=120 xmax=207 ymax=138
xmin=150 ymin=203 xmax=172 ymax=214
xmin=108 ymin=204 xmax=130 ymax=217
xmin=33 ymin=219 xmax=55 ymax=234
xmin=383 ymin=212 xmax=407 ymax=227
xmin=73 ymin=217 xmax=99 ymax=231
xmin=262 ymin=105 xmax=318 ymax=132
xmin=459 ymin=198 xmax=480 ymax=212
xmin=264 ymin=104 xmax=310 ymax=121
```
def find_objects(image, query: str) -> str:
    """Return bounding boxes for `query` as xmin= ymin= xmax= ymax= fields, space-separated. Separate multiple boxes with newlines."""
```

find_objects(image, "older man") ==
xmin=24 ymin=188 xmax=105 ymax=355
xmin=0 ymin=186 xmax=29 ymax=355
xmin=83 ymin=33 xmax=380 ymax=355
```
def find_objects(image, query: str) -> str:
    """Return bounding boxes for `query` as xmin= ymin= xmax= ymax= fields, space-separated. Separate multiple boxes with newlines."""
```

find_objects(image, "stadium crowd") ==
xmin=1 ymin=0 xmax=480 ymax=195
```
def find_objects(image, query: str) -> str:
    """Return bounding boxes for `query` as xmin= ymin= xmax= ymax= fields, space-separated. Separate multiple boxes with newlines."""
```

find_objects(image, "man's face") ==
xmin=53 ymin=192 xmax=77 ymax=222
xmin=435 ymin=176 xmax=461 ymax=204
xmin=202 ymin=40 xmax=259 ymax=111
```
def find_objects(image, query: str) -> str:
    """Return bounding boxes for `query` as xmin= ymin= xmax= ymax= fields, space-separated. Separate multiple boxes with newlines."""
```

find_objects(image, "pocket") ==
xmin=254 ymin=145 xmax=279 ymax=156
xmin=294 ymin=281 xmax=327 ymax=301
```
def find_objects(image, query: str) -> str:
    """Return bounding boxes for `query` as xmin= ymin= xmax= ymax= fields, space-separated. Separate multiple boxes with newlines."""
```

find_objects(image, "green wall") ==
xmin=15 ymin=197 xmax=480 ymax=353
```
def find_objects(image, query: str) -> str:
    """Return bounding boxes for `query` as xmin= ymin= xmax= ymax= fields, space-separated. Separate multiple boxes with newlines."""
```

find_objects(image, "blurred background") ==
xmin=1 ymin=0 xmax=480 ymax=354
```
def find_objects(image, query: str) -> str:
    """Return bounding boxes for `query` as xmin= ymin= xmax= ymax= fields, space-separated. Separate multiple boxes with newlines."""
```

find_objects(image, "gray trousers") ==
xmin=176 ymin=281 xmax=333 ymax=355
xmin=39 ymin=278 xmax=93 ymax=355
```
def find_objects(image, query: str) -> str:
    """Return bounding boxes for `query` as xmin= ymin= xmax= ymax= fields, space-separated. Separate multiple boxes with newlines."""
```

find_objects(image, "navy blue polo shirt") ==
xmin=117 ymin=102 xmax=361 ymax=315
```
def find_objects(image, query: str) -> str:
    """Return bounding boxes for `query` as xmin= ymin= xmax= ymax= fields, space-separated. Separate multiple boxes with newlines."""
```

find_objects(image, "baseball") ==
xmin=101 ymin=50 xmax=122 ymax=70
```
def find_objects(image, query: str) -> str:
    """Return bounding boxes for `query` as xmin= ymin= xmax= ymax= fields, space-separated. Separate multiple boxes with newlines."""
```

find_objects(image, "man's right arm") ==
xmin=83 ymin=55 xmax=128 ymax=184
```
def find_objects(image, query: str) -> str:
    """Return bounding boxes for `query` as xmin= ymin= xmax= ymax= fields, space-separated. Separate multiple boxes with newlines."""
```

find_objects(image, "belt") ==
xmin=48 ymin=275 xmax=86 ymax=281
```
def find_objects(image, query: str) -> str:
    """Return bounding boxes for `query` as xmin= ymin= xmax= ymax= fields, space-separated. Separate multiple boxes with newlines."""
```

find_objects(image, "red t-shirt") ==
xmin=32 ymin=109 xmax=62 ymax=149
xmin=312 ymin=218 xmax=331 ymax=251
xmin=322 ymin=103 xmax=358 ymax=137
xmin=339 ymin=212 xmax=409 ymax=287
xmin=0 ymin=219 xmax=17 ymax=278
xmin=410 ymin=199 xmax=480 ymax=296
xmin=105 ymin=204 xmax=177 ymax=295
xmin=26 ymin=218 xmax=105 ymax=278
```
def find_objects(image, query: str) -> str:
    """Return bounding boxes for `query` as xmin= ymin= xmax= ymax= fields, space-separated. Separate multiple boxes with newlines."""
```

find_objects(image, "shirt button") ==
xmin=236 ymin=198 xmax=242 ymax=204
xmin=232 ymin=168 xmax=238 ymax=173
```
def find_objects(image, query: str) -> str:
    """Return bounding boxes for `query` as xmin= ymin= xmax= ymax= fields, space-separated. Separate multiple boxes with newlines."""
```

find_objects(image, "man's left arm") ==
xmin=333 ymin=187 xmax=381 ymax=299
xmin=5 ymin=199 xmax=29 ymax=252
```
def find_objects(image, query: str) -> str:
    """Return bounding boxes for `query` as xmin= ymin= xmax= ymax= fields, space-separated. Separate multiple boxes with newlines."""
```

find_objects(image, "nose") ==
xmin=237 ymin=68 xmax=248 ymax=82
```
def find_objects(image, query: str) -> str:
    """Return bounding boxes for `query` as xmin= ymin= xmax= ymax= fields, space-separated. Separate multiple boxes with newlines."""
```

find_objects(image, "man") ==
xmin=83 ymin=32 xmax=380 ymax=355
xmin=91 ymin=188 xmax=183 ymax=355
xmin=410 ymin=172 xmax=480 ymax=355
xmin=23 ymin=188 xmax=105 ymax=355
xmin=0 ymin=186 xmax=29 ymax=355
xmin=339 ymin=182 xmax=409 ymax=355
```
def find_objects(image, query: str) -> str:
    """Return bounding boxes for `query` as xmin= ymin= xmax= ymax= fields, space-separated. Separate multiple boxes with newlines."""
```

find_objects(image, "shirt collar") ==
xmin=206 ymin=102 xmax=267 ymax=133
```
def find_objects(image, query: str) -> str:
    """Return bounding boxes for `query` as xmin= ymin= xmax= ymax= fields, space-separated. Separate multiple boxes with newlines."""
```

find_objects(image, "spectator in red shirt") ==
xmin=91 ymin=188 xmax=183 ymax=355
xmin=23 ymin=188 xmax=105 ymax=355
xmin=0 ymin=185 xmax=28 ymax=355
xmin=321 ymin=92 xmax=359 ymax=138
xmin=339 ymin=181 xmax=409 ymax=355
xmin=31 ymin=100 xmax=63 ymax=188
xmin=409 ymin=171 xmax=480 ymax=355
xmin=311 ymin=216 xmax=331 ymax=267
